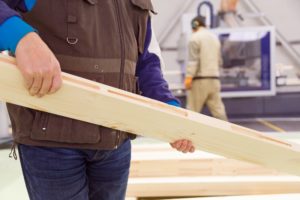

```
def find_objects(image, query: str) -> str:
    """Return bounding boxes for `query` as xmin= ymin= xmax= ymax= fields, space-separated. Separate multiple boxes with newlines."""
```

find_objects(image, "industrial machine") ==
xmin=164 ymin=0 xmax=300 ymax=118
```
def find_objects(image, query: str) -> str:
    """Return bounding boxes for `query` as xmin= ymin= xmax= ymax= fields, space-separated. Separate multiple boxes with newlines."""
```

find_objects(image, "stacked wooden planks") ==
xmin=127 ymin=143 xmax=300 ymax=199
xmin=165 ymin=194 xmax=300 ymax=200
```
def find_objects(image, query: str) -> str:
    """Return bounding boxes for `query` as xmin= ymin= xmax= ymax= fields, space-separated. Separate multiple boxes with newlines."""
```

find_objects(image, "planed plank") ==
xmin=130 ymin=144 xmax=279 ymax=178
xmin=129 ymin=144 xmax=300 ymax=198
xmin=165 ymin=194 xmax=300 ymax=200
xmin=1 ymin=54 xmax=300 ymax=176
xmin=126 ymin=176 xmax=300 ymax=198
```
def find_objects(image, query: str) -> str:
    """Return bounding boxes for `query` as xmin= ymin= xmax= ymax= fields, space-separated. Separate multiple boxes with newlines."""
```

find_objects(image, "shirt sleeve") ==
xmin=186 ymin=38 xmax=200 ymax=78
xmin=135 ymin=18 xmax=181 ymax=106
xmin=219 ymin=48 xmax=223 ymax=68
xmin=0 ymin=0 xmax=36 ymax=53
xmin=0 ymin=0 xmax=20 ymax=24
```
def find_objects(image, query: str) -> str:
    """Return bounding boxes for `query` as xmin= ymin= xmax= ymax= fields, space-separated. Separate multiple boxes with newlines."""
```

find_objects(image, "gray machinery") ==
xmin=197 ymin=1 xmax=241 ymax=29
xmin=175 ymin=1 xmax=300 ymax=118
xmin=178 ymin=1 xmax=270 ymax=93
xmin=197 ymin=1 xmax=219 ymax=29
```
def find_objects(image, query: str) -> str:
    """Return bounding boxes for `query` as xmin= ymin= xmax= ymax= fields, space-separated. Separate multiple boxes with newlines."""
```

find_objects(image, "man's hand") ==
xmin=170 ymin=139 xmax=195 ymax=153
xmin=15 ymin=32 xmax=62 ymax=97
xmin=184 ymin=77 xmax=193 ymax=90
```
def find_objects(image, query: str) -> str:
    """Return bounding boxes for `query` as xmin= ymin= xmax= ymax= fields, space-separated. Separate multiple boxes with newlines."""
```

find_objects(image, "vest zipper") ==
xmin=114 ymin=0 xmax=125 ymax=149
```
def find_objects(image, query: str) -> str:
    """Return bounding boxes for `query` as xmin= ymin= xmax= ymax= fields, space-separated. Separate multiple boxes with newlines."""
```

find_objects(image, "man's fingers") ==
xmin=189 ymin=146 xmax=195 ymax=153
xmin=38 ymin=75 xmax=53 ymax=97
xmin=180 ymin=140 xmax=192 ymax=153
xmin=182 ymin=141 xmax=194 ymax=153
xmin=170 ymin=140 xmax=195 ymax=153
xmin=23 ymin=74 xmax=34 ymax=90
xmin=49 ymin=73 xmax=62 ymax=94
xmin=19 ymin=67 xmax=34 ymax=90
xmin=170 ymin=142 xmax=176 ymax=148
xmin=173 ymin=141 xmax=182 ymax=149
xmin=29 ymin=74 xmax=43 ymax=96
xmin=178 ymin=140 xmax=188 ymax=151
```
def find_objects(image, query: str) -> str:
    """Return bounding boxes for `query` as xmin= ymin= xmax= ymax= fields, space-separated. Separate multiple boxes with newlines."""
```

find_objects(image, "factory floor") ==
xmin=0 ymin=117 xmax=300 ymax=200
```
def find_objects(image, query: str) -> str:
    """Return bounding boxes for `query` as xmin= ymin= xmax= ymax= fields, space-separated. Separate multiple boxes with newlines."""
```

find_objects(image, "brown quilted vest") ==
xmin=7 ymin=0 xmax=154 ymax=150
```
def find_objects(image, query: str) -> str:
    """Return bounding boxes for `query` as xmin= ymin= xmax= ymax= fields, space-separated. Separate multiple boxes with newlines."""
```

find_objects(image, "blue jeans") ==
xmin=18 ymin=139 xmax=131 ymax=200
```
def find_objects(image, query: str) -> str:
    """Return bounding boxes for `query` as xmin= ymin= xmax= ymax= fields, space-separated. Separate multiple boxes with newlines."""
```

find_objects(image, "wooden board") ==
xmin=165 ymin=194 xmax=300 ymax=200
xmin=1 ymin=54 xmax=300 ymax=175
xmin=126 ymin=176 xmax=300 ymax=198
xmin=164 ymin=194 xmax=300 ymax=200
xmin=130 ymin=144 xmax=279 ymax=178
xmin=128 ymin=144 xmax=300 ymax=198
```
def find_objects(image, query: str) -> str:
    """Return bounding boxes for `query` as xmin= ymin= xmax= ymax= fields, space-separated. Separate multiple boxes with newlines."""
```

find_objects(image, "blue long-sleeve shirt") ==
xmin=0 ymin=0 xmax=180 ymax=106
xmin=0 ymin=0 xmax=36 ymax=52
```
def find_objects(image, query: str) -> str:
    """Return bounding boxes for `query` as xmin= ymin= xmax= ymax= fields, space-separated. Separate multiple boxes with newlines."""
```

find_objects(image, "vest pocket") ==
xmin=31 ymin=111 xmax=101 ymax=144
xmin=6 ymin=104 xmax=35 ymax=136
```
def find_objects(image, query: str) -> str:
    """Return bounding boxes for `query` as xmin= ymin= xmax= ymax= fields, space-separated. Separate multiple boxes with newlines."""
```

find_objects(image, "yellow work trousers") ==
xmin=187 ymin=79 xmax=228 ymax=121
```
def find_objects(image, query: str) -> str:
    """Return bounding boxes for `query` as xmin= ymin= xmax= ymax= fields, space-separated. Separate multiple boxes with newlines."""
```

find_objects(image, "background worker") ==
xmin=0 ymin=0 xmax=195 ymax=199
xmin=185 ymin=16 xmax=228 ymax=121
